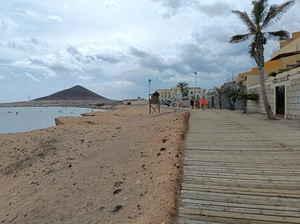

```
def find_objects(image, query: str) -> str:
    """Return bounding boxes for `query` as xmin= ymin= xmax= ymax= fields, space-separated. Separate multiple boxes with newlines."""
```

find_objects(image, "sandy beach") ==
xmin=0 ymin=105 xmax=189 ymax=224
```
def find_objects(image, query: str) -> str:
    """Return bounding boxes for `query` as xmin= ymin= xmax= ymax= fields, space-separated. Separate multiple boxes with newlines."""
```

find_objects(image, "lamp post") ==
xmin=194 ymin=72 xmax=197 ymax=88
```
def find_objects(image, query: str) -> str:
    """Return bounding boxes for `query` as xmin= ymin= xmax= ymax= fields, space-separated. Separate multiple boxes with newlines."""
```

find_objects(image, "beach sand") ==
xmin=0 ymin=105 xmax=189 ymax=224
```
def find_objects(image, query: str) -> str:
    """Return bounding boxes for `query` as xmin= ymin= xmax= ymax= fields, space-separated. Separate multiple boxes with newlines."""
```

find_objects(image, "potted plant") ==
xmin=268 ymin=72 xmax=277 ymax=77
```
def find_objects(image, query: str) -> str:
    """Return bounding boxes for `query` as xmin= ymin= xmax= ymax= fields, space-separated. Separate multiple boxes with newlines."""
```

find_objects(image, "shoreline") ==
xmin=0 ymin=99 xmax=122 ymax=108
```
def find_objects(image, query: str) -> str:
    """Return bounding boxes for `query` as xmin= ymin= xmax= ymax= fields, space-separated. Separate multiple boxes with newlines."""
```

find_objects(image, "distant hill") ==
xmin=0 ymin=85 xmax=121 ymax=108
xmin=34 ymin=85 xmax=114 ymax=101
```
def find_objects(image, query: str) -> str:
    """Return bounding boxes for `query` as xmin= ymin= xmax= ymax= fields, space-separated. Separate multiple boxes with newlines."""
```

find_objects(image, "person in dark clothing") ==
xmin=190 ymin=99 xmax=194 ymax=110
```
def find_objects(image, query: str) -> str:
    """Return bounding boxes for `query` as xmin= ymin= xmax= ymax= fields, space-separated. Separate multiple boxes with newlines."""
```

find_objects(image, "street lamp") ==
xmin=194 ymin=72 xmax=197 ymax=88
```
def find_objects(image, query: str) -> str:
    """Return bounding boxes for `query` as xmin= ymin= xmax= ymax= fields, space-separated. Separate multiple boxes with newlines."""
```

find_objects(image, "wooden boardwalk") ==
xmin=178 ymin=110 xmax=300 ymax=224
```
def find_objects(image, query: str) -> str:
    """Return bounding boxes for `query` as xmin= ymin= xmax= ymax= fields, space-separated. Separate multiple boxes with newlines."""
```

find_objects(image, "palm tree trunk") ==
xmin=257 ymin=42 xmax=276 ymax=120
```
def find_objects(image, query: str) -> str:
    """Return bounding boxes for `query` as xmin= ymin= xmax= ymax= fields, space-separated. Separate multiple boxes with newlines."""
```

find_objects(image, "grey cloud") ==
xmin=1 ymin=20 xmax=9 ymax=31
xmin=28 ymin=56 xmax=84 ymax=75
xmin=74 ymin=54 xmax=120 ymax=64
xmin=139 ymin=53 xmax=169 ymax=72
xmin=28 ymin=56 xmax=52 ymax=67
xmin=16 ymin=8 xmax=63 ymax=23
xmin=129 ymin=46 xmax=150 ymax=58
xmin=152 ymin=0 xmax=187 ymax=18
xmin=29 ymin=37 xmax=44 ymax=45
xmin=6 ymin=37 xmax=49 ymax=52
xmin=0 ymin=19 xmax=18 ymax=32
xmin=66 ymin=45 xmax=121 ymax=64
xmin=152 ymin=0 xmax=233 ymax=19
xmin=152 ymin=0 xmax=183 ymax=9
xmin=129 ymin=46 xmax=172 ymax=72
xmin=105 ymin=0 xmax=122 ymax=10
xmin=95 ymin=55 xmax=120 ymax=64
xmin=82 ymin=55 xmax=95 ymax=63
xmin=130 ymin=42 xmax=216 ymax=81
xmin=131 ymin=41 xmax=222 ymax=79
xmin=7 ymin=40 xmax=28 ymax=51
xmin=168 ymin=40 xmax=249 ymax=82
xmin=67 ymin=45 xmax=81 ymax=56
xmin=192 ymin=28 xmax=234 ymax=45
xmin=198 ymin=2 xmax=232 ymax=17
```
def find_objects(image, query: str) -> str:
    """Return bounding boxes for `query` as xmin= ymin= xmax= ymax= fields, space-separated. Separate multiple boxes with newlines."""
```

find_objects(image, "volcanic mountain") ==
xmin=34 ymin=85 xmax=117 ymax=102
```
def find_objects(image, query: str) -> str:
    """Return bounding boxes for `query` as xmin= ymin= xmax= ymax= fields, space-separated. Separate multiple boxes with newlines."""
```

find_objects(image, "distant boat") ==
xmin=8 ymin=111 xmax=12 ymax=113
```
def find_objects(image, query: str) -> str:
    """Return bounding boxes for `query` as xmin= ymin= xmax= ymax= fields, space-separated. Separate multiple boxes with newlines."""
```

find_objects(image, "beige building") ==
xmin=246 ymin=31 xmax=300 ymax=120
xmin=247 ymin=63 xmax=300 ymax=119
xmin=271 ymin=31 xmax=300 ymax=59
xmin=236 ymin=31 xmax=300 ymax=86
xmin=156 ymin=86 xmax=205 ymax=101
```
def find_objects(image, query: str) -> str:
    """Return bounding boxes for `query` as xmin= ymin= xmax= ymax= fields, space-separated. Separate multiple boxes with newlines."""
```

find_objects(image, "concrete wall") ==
xmin=247 ymin=74 xmax=261 ymax=87
xmin=265 ymin=60 xmax=283 ymax=74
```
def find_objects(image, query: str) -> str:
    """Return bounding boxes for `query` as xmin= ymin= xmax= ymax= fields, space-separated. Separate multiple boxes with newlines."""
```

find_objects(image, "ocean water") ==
xmin=0 ymin=107 xmax=104 ymax=134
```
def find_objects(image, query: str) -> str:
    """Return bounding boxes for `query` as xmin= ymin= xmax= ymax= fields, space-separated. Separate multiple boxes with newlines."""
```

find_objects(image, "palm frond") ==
xmin=262 ymin=0 xmax=295 ymax=29
xmin=231 ymin=10 xmax=255 ymax=31
xmin=265 ymin=30 xmax=290 ymax=41
xmin=248 ymin=42 xmax=256 ymax=59
xmin=177 ymin=81 xmax=188 ymax=89
xmin=230 ymin=34 xmax=251 ymax=43
xmin=213 ymin=86 xmax=224 ymax=95
xmin=251 ymin=0 xmax=268 ymax=26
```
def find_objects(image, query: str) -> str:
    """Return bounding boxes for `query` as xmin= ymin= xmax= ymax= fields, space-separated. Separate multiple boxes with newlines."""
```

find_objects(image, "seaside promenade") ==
xmin=178 ymin=109 xmax=300 ymax=223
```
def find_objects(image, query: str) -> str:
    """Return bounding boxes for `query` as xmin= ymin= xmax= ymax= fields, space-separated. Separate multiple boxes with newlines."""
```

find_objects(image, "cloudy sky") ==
xmin=0 ymin=0 xmax=299 ymax=102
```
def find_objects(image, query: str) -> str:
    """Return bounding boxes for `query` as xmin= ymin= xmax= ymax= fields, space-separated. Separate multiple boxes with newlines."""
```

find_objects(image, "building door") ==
xmin=211 ymin=96 xmax=215 ymax=108
xmin=276 ymin=85 xmax=285 ymax=116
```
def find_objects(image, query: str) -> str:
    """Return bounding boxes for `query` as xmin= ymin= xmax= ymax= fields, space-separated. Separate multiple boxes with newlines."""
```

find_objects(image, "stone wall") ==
xmin=247 ymin=83 xmax=276 ymax=114
xmin=248 ymin=67 xmax=300 ymax=120
xmin=286 ymin=78 xmax=300 ymax=120
xmin=247 ymin=86 xmax=265 ymax=113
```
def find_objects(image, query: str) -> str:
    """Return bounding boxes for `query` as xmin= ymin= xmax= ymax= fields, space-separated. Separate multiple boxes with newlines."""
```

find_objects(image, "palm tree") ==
xmin=229 ymin=0 xmax=295 ymax=120
xmin=177 ymin=82 xmax=189 ymax=99
xmin=213 ymin=85 xmax=225 ymax=109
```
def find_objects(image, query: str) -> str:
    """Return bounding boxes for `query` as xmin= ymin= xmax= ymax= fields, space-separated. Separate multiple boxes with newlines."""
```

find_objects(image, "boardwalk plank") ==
xmin=178 ymin=110 xmax=300 ymax=223
xmin=179 ymin=208 xmax=300 ymax=223
xmin=182 ymin=198 xmax=300 ymax=212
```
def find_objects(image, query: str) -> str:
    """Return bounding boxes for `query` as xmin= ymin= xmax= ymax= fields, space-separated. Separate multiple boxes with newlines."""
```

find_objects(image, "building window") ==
xmin=296 ymin=44 xmax=299 ymax=52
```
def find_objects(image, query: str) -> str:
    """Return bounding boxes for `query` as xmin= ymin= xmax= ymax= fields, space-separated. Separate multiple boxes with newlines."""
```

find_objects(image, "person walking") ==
xmin=201 ymin=96 xmax=206 ymax=111
xmin=195 ymin=98 xmax=200 ymax=110
xmin=190 ymin=99 xmax=194 ymax=110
